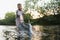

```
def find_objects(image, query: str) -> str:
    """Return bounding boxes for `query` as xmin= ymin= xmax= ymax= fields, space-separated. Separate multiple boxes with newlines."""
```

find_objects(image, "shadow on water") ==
xmin=31 ymin=25 xmax=60 ymax=40
xmin=42 ymin=25 xmax=60 ymax=40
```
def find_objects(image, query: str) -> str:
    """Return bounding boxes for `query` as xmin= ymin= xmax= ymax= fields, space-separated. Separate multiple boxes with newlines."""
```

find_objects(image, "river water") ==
xmin=0 ymin=25 xmax=60 ymax=40
xmin=0 ymin=25 xmax=16 ymax=40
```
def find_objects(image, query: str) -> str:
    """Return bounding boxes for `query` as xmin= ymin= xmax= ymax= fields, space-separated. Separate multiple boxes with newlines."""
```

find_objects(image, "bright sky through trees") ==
xmin=0 ymin=0 xmax=50 ymax=19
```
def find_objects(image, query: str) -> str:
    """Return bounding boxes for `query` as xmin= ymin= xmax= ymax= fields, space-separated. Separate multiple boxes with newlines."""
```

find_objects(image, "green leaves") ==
xmin=24 ymin=13 xmax=32 ymax=23
xmin=2 ymin=12 xmax=16 ymax=25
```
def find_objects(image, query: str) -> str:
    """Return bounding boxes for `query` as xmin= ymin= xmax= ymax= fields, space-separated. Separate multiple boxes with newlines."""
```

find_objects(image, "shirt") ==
xmin=16 ymin=10 xmax=24 ymax=23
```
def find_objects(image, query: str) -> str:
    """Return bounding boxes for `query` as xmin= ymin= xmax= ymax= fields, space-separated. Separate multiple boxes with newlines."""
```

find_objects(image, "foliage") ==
xmin=44 ymin=0 xmax=60 ymax=15
xmin=24 ymin=0 xmax=45 ymax=16
xmin=5 ymin=12 xmax=16 ymax=25
xmin=0 ymin=12 xmax=16 ymax=25
xmin=24 ymin=13 xmax=32 ymax=23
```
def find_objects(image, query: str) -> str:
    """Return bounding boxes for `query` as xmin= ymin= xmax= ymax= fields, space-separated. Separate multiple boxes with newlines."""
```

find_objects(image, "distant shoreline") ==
xmin=0 ymin=24 xmax=60 ymax=26
xmin=0 ymin=25 xmax=16 ymax=26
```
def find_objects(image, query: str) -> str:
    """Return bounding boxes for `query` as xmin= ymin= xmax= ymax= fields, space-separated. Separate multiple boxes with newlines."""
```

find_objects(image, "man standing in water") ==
xmin=16 ymin=3 xmax=24 ymax=40
xmin=16 ymin=3 xmax=32 ymax=40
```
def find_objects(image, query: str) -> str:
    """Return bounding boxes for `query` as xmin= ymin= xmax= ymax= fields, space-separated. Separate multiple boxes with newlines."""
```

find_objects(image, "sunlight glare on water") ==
xmin=0 ymin=26 xmax=6 ymax=40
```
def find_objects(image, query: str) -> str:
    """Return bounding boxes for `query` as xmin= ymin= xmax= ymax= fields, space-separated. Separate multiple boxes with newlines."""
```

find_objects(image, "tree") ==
xmin=5 ymin=12 xmax=16 ymax=25
xmin=24 ymin=0 xmax=47 ymax=19
xmin=44 ymin=0 xmax=60 ymax=15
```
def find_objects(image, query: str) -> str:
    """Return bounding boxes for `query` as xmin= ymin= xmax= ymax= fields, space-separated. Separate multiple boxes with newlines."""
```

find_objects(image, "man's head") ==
xmin=17 ymin=3 xmax=22 ymax=10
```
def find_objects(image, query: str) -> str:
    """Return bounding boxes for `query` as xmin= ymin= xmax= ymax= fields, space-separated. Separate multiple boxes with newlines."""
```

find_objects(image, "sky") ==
xmin=0 ymin=0 xmax=25 ymax=19
xmin=0 ymin=0 xmax=50 ymax=19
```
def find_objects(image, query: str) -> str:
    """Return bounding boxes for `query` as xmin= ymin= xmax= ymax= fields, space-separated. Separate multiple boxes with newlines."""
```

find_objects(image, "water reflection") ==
xmin=0 ymin=25 xmax=60 ymax=40
xmin=0 ymin=25 xmax=16 ymax=40
xmin=0 ymin=26 xmax=6 ymax=40
xmin=42 ymin=25 xmax=60 ymax=40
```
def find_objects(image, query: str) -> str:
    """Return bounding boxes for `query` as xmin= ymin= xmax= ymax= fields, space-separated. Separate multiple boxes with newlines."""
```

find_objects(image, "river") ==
xmin=0 ymin=25 xmax=60 ymax=40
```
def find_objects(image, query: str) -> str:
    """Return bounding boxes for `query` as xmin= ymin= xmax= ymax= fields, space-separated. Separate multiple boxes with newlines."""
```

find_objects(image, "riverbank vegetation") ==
xmin=0 ymin=12 xmax=60 ymax=25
